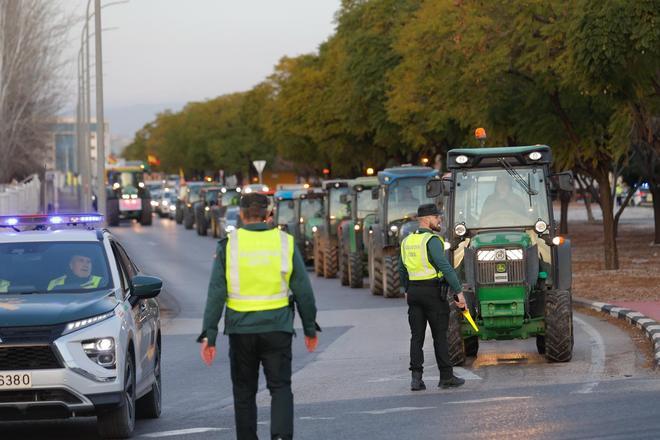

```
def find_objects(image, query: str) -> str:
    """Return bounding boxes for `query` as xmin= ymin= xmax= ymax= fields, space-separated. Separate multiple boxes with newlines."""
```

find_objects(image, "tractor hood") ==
xmin=469 ymin=230 xmax=532 ymax=249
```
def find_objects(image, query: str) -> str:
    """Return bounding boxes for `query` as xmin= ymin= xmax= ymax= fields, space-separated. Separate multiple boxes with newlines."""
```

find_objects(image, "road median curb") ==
xmin=574 ymin=297 xmax=660 ymax=369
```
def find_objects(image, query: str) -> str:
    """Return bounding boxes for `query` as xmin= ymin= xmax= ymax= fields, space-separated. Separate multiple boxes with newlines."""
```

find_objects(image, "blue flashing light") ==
xmin=0 ymin=213 xmax=104 ymax=228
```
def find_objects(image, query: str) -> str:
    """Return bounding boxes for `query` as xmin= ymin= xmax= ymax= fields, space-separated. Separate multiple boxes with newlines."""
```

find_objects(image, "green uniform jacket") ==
xmin=197 ymin=223 xmax=318 ymax=347
xmin=399 ymin=228 xmax=463 ymax=294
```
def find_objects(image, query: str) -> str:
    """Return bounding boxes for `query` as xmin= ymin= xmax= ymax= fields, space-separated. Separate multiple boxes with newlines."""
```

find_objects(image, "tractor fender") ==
xmin=368 ymin=224 xmax=384 ymax=259
xmin=554 ymin=238 xmax=572 ymax=291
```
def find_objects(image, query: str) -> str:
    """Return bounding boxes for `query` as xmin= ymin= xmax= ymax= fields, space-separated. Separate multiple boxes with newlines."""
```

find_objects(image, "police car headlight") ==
xmin=82 ymin=337 xmax=116 ymax=369
xmin=63 ymin=311 xmax=115 ymax=335
xmin=535 ymin=220 xmax=548 ymax=233
xmin=454 ymin=224 xmax=467 ymax=237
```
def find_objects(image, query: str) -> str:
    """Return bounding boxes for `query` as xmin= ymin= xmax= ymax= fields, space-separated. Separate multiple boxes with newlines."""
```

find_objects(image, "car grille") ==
xmin=0 ymin=325 xmax=64 ymax=344
xmin=0 ymin=389 xmax=81 ymax=404
xmin=0 ymin=346 xmax=63 ymax=370
xmin=476 ymin=259 xmax=526 ymax=285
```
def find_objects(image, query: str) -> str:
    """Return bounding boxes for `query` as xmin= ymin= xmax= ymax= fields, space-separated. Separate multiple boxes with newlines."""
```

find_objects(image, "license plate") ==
xmin=494 ymin=272 xmax=509 ymax=283
xmin=0 ymin=371 xmax=32 ymax=389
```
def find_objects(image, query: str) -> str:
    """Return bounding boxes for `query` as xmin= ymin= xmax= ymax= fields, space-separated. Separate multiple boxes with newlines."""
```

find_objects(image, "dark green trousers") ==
xmin=229 ymin=332 xmax=293 ymax=440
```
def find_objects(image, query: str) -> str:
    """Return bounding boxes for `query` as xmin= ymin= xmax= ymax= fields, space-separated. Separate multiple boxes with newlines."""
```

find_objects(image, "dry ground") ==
xmin=569 ymin=210 xmax=660 ymax=302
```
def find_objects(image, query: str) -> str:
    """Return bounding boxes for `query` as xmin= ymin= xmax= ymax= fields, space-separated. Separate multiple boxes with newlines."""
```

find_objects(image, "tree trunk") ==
xmin=652 ymin=184 xmax=660 ymax=245
xmin=559 ymin=190 xmax=571 ymax=235
xmin=595 ymin=171 xmax=619 ymax=270
xmin=575 ymin=174 xmax=596 ymax=223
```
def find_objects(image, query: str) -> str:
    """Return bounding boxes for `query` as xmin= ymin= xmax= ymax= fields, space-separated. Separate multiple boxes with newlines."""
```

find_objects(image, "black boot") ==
xmin=439 ymin=375 xmax=465 ymax=389
xmin=411 ymin=371 xmax=426 ymax=391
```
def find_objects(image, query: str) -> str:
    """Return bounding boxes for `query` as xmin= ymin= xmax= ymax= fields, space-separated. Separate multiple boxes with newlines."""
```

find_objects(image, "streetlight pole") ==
xmin=94 ymin=0 xmax=107 ymax=220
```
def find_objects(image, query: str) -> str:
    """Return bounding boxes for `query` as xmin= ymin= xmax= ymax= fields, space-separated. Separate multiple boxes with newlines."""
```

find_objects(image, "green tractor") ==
xmin=295 ymin=188 xmax=325 ymax=265
xmin=338 ymin=177 xmax=379 ymax=288
xmin=366 ymin=166 xmax=441 ymax=298
xmin=427 ymin=145 xmax=574 ymax=364
xmin=312 ymin=180 xmax=351 ymax=278
xmin=106 ymin=162 xmax=153 ymax=227
xmin=274 ymin=190 xmax=304 ymax=249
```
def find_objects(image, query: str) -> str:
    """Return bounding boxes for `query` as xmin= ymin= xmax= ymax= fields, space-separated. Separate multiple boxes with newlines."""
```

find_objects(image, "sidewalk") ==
xmin=611 ymin=301 xmax=660 ymax=322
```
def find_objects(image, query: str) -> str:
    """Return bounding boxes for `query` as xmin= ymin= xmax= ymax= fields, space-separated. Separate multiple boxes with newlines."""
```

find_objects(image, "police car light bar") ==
xmin=0 ymin=214 xmax=104 ymax=227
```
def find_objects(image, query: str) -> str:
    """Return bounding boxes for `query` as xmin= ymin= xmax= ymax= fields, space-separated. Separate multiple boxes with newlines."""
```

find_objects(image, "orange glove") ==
xmin=305 ymin=336 xmax=318 ymax=353
xmin=200 ymin=340 xmax=217 ymax=366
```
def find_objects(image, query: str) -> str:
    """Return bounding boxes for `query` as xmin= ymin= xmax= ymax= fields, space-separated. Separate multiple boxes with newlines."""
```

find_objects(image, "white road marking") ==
xmin=359 ymin=406 xmax=436 ymax=415
xmin=571 ymin=316 xmax=606 ymax=394
xmin=257 ymin=421 xmax=269 ymax=425
xmin=453 ymin=367 xmax=483 ymax=380
xmin=368 ymin=368 xmax=481 ymax=383
xmin=300 ymin=416 xmax=336 ymax=420
xmin=444 ymin=396 xmax=531 ymax=405
xmin=142 ymin=427 xmax=230 ymax=437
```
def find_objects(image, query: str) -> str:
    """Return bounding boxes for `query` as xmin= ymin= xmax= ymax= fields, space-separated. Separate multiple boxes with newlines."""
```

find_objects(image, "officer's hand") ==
xmin=454 ymin=292 xmax=467 ymax=310
xmin=305 ymin=336 xmax=318 ymax=353
xmin=200 ymin=340 xmax=217 ymax=366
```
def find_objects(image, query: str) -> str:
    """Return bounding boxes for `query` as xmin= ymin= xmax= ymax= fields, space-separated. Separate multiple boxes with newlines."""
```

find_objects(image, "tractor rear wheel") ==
xmin=339 ymin=247 xmax=349 ymax=286
xmin=348 ymin=252 xmax=363 ymax=288
xmin=382 ymin=255 xmax=400 ymax=298
xmin=447 ymin=304 xmax=466 ymax=366
xmin=544 ymin=290 xmax=573 ymax=362
xmin=323 ymin=241 xmax=338 ymax=278
xmin=313 ymin=235 xmax=323 ymax=276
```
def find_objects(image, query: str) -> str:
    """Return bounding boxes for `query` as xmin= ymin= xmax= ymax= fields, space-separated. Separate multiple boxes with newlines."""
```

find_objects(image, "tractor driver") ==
xmin=479 ymin=176 xmax=527 ymax=222
xmin=48 ymin=253 xmax=102 ymax=291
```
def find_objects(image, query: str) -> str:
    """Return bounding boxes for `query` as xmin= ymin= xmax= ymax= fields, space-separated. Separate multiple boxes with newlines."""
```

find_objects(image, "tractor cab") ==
xmin=106 ymin=162 xmax=152 ymax=226
xmin=312 ymin=180 xmax=351 ymax=278
xmin=274 ymin=190 xmax=297 ymax=234
xmin=427 ymin=145 xmax=574 ymax=364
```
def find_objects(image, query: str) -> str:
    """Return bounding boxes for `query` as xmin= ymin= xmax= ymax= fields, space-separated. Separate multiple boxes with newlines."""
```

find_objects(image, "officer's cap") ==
xmin=417 ymin=203 xmax=440 ymax=218
xmin=240 ymin=193 xmax=269 ymax=209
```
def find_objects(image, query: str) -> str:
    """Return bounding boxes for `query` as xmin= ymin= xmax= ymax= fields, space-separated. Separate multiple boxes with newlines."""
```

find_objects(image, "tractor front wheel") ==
xmin=447 ymin=304 xmax=466 ymax=366
xmin=339 ymin=245 xmax=349 ymax=286
xmin=544 ymin=290 xmax=573 ymax=362
xmin=313 ymin=235 xmax=323 ymax=276
xmin=348 ymin=252 xmax=363 ymax=288
xmin=382 ymin=255 xmax=400 ymax=298
xmin=368 ymin=246 xmax=383 ymax=296
xmin=323 ymin=240 xmax=338 ymax=278
xmin=107 ymin=199 xmax=120 ymax=227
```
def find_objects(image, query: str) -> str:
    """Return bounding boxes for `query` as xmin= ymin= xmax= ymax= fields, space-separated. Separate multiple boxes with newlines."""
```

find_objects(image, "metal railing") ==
xmin=0 ymin=175 xmax=42 ymax=215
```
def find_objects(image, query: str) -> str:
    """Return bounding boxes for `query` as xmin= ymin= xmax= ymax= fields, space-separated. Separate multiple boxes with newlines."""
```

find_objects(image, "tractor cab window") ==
xmin=108 ymin=172 xmax=141 ymax=189
xmin=328 ymin=188 xmax=350 ymax=220
xmin=187 ymin=185 xmax=203 ymax=203
xmin=300 ymin=198 xmax=323 ymax=221
xmin=454 ymin=168 xmax=549 ymax=229
xmin=221 ymin=190 xmax=240 ymax=207
xmin=276 ymin=200 xmax=296 ymax=225
xmin=356 ymin=189 xmax=378 ymax=220
xmin=205 ymin=190 xmax=220 ymax=203
xmin=387 ymin=177 xmax=434 ymax=224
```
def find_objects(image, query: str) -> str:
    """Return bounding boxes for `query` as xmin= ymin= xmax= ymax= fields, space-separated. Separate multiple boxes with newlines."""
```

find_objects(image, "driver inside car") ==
xmin=47 ymin=253 xmax=103 ymax=291
xmin=480 ymin=176 xmax=527 ymax=221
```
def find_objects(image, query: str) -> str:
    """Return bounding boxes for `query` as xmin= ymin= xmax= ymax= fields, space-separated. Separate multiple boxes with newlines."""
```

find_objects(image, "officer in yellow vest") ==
xmin=198 ymin=193 xmax=319 ymax=440
xmin=47 ymin=254 xmax=102 ymax=291
xmin=400 ymin=203 xmax=466 ymax=391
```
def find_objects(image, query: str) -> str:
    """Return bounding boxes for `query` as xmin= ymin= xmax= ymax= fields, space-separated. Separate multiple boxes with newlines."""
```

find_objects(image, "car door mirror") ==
xmin=131 ymin=275 xmax=162 ymax=299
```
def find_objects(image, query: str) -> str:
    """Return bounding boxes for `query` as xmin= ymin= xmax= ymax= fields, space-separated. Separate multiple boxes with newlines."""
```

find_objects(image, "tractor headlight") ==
xmin=534 ymin=220 xmax=548 ymax=233
xmin=454 ymin=223 xmax=467 ymax=236
xmin=205 ymin=206 xmax=210 ymax=212
xmin=225 ymin=225 xmax=236 ymax=233
xmin=312 ymin=226 xmax=318 ymax=233
xmin=112 ymin=182 xmax=121 ymax=190
xmin=390 ymin=225 xmax=398 ymax=233
xmin=552 ymin=236 xmax=565 ymax=246
xmin=82 ymin=337 xmax=116 ymax=369
xmin=150 ymin=200 xmax=158 ymax=207
xmin=455 ymin=155 xmax=469 ymax=164
xmin=354 ymin=224 xmax=361 ymax=231
xmin=528 ymin=151 xmax=542 ymax=161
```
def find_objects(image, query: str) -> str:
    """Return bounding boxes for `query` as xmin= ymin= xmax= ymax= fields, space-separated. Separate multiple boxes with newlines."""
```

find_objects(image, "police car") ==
xmin=0 ymin=214 xmax=163 ymax=438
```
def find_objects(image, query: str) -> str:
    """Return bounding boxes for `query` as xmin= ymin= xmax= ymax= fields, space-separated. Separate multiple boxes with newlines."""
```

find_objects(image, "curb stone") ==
xmin=573 ymin=297 xmax=660 ymax=369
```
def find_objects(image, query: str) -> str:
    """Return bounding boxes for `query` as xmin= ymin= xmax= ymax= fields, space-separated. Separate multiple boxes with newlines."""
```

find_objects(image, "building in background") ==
xmin=46 ymin=117 xmax=110 ymax=176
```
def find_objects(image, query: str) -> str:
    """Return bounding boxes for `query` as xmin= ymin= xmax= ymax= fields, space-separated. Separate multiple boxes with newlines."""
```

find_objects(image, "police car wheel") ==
xmin=137 ymin=343 xmax=162 ymax=419
xmin=97 ymin=351 xmax=136 ymax=438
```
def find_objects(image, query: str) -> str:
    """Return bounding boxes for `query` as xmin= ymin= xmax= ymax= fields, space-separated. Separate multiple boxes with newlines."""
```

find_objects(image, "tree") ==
xmin=0 ymin=1 xmax=70 ymax=182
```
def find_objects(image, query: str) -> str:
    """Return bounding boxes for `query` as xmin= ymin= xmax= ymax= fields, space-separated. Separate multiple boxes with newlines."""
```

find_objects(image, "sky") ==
xmin=62 ymin=0 xmax=341 ymax=146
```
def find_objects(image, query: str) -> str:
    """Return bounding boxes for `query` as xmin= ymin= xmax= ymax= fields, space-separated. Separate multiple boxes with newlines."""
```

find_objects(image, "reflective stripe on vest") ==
xmin=0 ymin=279 xmax=9 ymax=293
xmin=400 ymin=232 xmax=445 ymax=281
xmin=225 ymin=228 xmax=294 ymax=312
xmin=47 ymin=275 xmax=102 ymax=291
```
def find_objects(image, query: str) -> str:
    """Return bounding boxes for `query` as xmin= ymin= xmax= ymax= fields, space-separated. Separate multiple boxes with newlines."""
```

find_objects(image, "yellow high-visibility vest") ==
xmin=400 ymin=231 xmax=445 ymax=281
xmin=47 ymin=275 xmax=102 ymax=291
xmin=226 ymin=228 xmax=294 ymax=312
xmin=0 ymin=279 xmax=9 ymax=293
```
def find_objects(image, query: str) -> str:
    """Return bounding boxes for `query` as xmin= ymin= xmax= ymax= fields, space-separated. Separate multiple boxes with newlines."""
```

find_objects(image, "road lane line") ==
xmin=359 ymin=406 xmax=436 ymax=415
xmin=142 ymin=427 xmax=230 ymax=437
xmin=300 ymin=416 xmax=336 ymax=420
xmin=572 ymin=315 xmax=606 ymax=394
xmin=444 ymin=396 xmax=531 ymax=405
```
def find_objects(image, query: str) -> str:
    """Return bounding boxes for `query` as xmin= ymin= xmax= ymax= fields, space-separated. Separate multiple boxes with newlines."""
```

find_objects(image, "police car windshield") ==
xmin=387 ymin=177 xmax=434 ymax=224
xmin=0 ymin=242 xmax=113 ymax=294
